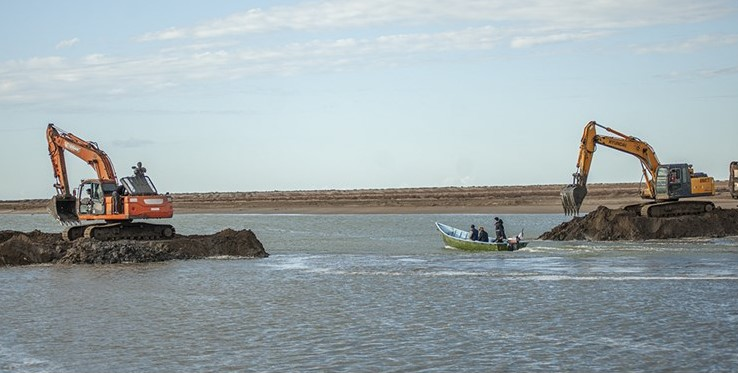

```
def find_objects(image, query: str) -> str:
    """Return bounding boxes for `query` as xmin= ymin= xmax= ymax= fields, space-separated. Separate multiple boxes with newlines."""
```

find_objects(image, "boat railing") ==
xmin=452 ymin=230 xmax=468 ymax=239
xmin=437 ymin=223 xmax=469 ymax=240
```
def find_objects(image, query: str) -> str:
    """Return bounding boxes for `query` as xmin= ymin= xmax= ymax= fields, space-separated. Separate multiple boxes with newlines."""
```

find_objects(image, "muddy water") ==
xmin=2 ymin=213 xmax=737 ymax=372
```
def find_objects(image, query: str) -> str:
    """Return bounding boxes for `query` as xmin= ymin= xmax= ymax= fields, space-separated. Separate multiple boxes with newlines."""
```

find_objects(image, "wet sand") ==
xmin=2 ymin=183 xmax=736 ymax=215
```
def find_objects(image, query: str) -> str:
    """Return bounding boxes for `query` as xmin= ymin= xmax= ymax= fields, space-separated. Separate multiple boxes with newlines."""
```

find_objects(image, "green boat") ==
xmin=435 ymin=222 xmax=527 ymax=252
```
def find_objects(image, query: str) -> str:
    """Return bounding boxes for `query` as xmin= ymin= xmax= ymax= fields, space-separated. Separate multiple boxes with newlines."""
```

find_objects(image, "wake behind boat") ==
xmin=435 ymin=222 xmax=527 ymax=251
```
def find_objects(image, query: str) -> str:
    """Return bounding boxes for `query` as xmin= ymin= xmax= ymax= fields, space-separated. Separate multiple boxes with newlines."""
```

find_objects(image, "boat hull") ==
xmin=436 ymin=222 xmax=527 ymax=252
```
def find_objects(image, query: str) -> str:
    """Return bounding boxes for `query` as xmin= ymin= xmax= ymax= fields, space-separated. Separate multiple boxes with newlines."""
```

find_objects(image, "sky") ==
xmin=1 ymin=0 xmax=738 ymax=200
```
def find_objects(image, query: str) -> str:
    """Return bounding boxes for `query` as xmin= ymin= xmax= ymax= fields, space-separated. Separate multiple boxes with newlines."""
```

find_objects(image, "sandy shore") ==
xmin=2 ymin=183 xmax=736 ymax=215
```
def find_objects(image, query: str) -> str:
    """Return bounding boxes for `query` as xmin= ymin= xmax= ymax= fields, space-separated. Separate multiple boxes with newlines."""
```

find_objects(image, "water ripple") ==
xmin=3 ymin=214 xmax=738 ymax=372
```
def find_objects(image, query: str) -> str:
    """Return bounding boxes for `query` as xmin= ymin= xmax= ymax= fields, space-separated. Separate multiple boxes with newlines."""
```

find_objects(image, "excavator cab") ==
xmin=654 ymin=163 xmax=714 ymax=200
xmin=654 ymin=164 xmax=686 ymax=200
xmin=77 ymin=180 xmax=117 ymax=216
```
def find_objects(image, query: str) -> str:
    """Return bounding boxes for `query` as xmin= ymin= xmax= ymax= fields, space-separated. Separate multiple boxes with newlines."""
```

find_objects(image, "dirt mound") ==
xmin=0 ymin=229 xmax=268 ymax=266
xmin=539 ymin=206 xmax=738 ymax=241
xmin=0 ymin=233 xmax=58 ymax=266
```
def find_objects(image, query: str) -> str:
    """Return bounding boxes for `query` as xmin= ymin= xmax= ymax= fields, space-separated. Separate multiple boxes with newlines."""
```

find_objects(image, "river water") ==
xmin=2 ymin=213 xmax=737 ymax=372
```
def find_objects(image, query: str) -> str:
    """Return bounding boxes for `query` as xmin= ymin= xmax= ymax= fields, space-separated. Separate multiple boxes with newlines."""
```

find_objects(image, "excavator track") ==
xmin=622 ymin=201 xmax=715 ymax=218
xmin=83 ymin=222 xmax=176 ymax=241
xmin=62 ymin=225 xmax=89 ymax=241
xmin=63 ymin=223 xmax=175 ymax=241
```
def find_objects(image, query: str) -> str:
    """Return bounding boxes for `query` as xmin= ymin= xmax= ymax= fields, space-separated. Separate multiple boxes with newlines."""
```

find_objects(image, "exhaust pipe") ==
xmin=561 ymin=185 xmax=587 ymax=216
xmin=48 ymin=195 xmax=79 ymax=224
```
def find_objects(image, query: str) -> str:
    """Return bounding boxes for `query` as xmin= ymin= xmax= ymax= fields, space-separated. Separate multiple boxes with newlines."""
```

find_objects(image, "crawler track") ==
xmin=63 ymin=222 xmax=175 ymax=241
xmin=622 ymin=200 xmax=715 ymax=218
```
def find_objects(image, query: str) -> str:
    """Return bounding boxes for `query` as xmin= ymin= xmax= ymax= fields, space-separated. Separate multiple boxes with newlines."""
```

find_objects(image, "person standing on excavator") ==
xmin=133 ymin=162 xmax=147 ymax=178
xmin=112 ymin=188 xmax=120 ymax=213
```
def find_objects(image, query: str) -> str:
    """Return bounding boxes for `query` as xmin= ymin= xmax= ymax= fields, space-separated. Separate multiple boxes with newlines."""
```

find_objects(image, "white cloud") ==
xmin=1 ymin=0 xmax=735 ymax=106
xmin=138 ymin=27 xmax=187 ymax=42
xmin=82 ymin=54 xmax=113 ymax=65
xmin=634 ymin=34 xmax=738 ymax=54
xmin=23 ymin=56 xmax=65 ymax=69
xmin=510 ymin=31 xmax=609 ymax=48
xmin=137 ymin=0 xmax=734 ymax=41
xmin=655 ymin=64 xmax=738 ymax=81
xmin=699 ymin=65 xmax=738 ymax=78
xmin=55 ymin=37 xmax=80 ymax=49
xmin=0 ymin=26 xmax=507 ymax=105
xmin=0 ymin=80 xmax=16 ymax=96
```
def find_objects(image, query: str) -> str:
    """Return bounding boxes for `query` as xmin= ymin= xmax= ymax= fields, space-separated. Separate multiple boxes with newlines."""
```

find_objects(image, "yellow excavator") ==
xmin=561 ymin=121 xmax=715 ymax=217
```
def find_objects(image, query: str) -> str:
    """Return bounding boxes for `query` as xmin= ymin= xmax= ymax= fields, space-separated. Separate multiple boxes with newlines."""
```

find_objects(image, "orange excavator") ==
xmin=47 ymin=123 xmax=175 ymax=241
xmin=561 ymin=121 xmax=716 ymax=217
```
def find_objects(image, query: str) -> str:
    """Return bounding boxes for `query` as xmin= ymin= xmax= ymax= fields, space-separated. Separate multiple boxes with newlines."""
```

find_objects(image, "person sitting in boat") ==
xmin=469 ymin=224 xmax=479 ymax=241
xmin=478 ymin=226 xmax=489 ymax=242
xmin=494 ymin=217 xmax=507 ymax=242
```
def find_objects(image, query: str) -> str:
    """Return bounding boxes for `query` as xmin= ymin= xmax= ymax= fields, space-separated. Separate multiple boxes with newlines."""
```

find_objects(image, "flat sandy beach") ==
xmin=2 ymin=182 xmax=736 ymax=215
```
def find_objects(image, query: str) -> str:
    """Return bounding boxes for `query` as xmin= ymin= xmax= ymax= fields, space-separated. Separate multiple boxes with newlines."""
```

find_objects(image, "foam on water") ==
xmin=257 ymin=254 xmax=315 ymax=270
xmin=525 ymin=275 xmax=738 ymax=281
xmin=0 ymin=343 xmax=62 ymax=373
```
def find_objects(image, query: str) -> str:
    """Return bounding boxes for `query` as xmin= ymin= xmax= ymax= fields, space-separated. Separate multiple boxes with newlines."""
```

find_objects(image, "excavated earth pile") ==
xmin=539 ymin=206 xmax=738 ymax=241
xmin=0 ymin=229 xmax=268 ymax=266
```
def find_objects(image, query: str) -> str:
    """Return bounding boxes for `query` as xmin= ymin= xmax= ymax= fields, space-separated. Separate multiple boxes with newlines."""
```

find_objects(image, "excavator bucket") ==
xmin=48 ymin=195 xmax=79 ymax=224
xmin=561 ymin=185 xmax=587 ymax=216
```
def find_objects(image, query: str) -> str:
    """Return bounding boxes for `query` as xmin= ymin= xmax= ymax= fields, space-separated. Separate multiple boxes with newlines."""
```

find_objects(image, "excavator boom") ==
xmin=47 ymin=124 xmax=117 ymax=189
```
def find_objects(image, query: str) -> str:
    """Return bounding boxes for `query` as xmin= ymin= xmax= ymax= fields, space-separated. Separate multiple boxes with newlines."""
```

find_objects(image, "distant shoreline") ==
xmin=2 ymin=183 xmax=736 ymax=215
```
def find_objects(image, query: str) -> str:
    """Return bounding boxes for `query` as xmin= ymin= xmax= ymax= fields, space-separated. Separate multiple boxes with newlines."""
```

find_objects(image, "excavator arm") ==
xmin=46 ymin=123 xmax=118 ymax=222
xmin=561 ymin=121 xmax=661 ymax=215
xmin=47 ymin=124 xmax=118 ymax=189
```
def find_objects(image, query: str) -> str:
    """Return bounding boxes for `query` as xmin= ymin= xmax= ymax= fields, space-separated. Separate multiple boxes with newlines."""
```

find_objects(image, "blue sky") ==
xmin=1 ymin=0 xmax=737 ymax=200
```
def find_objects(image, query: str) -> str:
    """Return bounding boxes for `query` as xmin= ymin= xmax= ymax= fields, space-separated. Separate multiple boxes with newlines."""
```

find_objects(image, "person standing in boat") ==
xmin=469 ymin=224 xmax=479 ymax=241
xmin=478 ymin=226 xmax=489 ymax=242
xmin=494 ymin=217 xmax=507 ymax=242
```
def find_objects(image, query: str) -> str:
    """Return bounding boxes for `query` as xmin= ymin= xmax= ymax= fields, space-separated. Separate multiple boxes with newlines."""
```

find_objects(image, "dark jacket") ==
xmin=494 ymin=218 xmax=506 ymax=241
xmin=494 ymin=219 xmax=504 ymax=232
xmin=470 ymin=227 xmax=479 ymax=241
